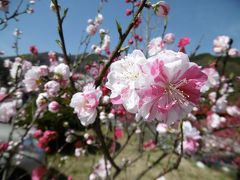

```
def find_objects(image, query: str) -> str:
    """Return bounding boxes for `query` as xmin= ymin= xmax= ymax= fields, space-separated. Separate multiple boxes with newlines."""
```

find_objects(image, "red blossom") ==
xmin=178 ymin=37 xmax=191 ymax=48
xmin=114 ymin=127 xmax=124 ymax=140
xmin=29 ymin=45 xmax=38 ymax=55
xmin=144 ymin=139 xmax=156 ymax=150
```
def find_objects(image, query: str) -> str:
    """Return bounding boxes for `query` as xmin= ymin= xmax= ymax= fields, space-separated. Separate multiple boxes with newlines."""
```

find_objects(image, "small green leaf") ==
xmin=116 ymin=20 xmax=123 ymax=38
xmin=56 ymin=39 xmax=63 ymax=48
xmin=62 ymin=8 xmax=68 ymax=21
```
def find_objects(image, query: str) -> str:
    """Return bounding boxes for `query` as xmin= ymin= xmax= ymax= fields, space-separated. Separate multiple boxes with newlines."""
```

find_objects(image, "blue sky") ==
xmin=0 ymin=0 xmax=240 ymax=56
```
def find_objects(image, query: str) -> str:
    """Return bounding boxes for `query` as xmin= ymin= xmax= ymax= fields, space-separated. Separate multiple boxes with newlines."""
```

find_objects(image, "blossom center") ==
xmin=165 ymin=78 xmax=189 ymax=105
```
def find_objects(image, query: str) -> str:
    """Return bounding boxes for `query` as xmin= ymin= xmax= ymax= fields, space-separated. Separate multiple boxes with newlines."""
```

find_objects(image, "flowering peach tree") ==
xmin=0 ymin=0 xmax=240 ymax=179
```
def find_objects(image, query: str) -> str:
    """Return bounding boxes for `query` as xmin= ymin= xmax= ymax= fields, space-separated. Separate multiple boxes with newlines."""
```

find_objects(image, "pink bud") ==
xmin=33 ymin=130 xmax=43 ymax=138
xmin=29 ymin=45 xmax=38 ymax=55
xmin=178 ymin=37 xmax=191 ymax=48
xmin=155 ymin=1 xmax=170 ymax=17
xmin=48 ymin=101 xmax=60 ymax=113
xmin=128 ymin=38 xmax=133 ymax=45
xmin=125 ymin=9 xmax=132 ymax=16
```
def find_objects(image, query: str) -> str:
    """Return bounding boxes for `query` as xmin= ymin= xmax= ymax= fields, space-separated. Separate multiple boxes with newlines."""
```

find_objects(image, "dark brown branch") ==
xmin=113 ymin=127 xmax=137 ymax=159
xmin=94 ymin=0 xmax=148 ymax=87
xmin=153 ymin=120 xmax=184 ymax=179
xmin=52 ymin=0 xmax=71 ymax=66
xmin=135 ymin=153 xmax=168 ymax=180
xmin=92 ymin=117 xmax=121 ymax=173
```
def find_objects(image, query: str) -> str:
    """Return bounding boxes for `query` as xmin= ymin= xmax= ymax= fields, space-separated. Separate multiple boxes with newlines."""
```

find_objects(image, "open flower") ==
xmin=213 ymin=35 xmax=231 ymax=55
xmin=44 ymin=80 xmax=60 ymax=97
xmin=0 ymin=101 xmax=17 ymax=123
xmin=164 ymin=33 xmax=175 ymax=44
xmin=180 ymin=121 xmax=201 ymax=155
xmin=70 ymin=84 xmax=102 ymax=126
xmin=137 ymin=50 xmax=207 ymax=124
xmin=201 ymin=67 xmax=220 ymax=92
xmin=106 ymin=50 xmax=147 ymax=113
xmin=54 ymin=63 xmax=70 ymax=80
xmin=23 ymin=66 xmax=41 ymax=92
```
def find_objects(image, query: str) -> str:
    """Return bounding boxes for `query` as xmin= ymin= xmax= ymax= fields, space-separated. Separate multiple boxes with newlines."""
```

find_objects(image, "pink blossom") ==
xmin=0 ymin=101 xmax=17 ymax=123
xmin=23 ymin=66 xmax=41 ymax=92
xmin=183 ymin=138 xmax=199 ymax=155
xmin=114 ymin=127 xmax=123 ymax=140
xmin=213 ymin=35 xmax=231 ymax=55
xmin=90 ymin=158 xmax=111 ymax=179
xmin=44 ymin=80 xmax=60 ymax=97
xmin=138 ymin=50 xmax=207 ymax=124
xmin=106 ymin=50 xmax=147 ymax=113
xmin=156 ymin=123 xmax=168 ymax=134
xmin=31 ymin=166 xmax=47 ymax=180
xmin=101 ymin=34 xmax=111 ymax=53
xmin=125 ymin=9 xmax=132 ymax=16
xmin=201 ymin=67 xmax=220 ymax=92
xmin=70 ymin=84 xmax=102 ymax=126
xmin=144 ymin=139 xmax=156 ymax=150
xmin=86 ymin=24 xmax=98 ymax=36
xmin=36 ymin=92 xmax=49 ymax=111
xmin=228 ymin=48 xmax=239 ymax=57
xmin=164 ymin=33 xmax=175 ymax=44
xmin=154 ymin=1 xmax=170 ymax=17
xmin=0 ymin=143 xmax=8 ymax=152
xmin=181 ymin=121 xmax=201 ymax=155
xmin=207 ymin=112 xmax=226 ymax=129
xmin=0 ymin=94 xmax=6 ymax=102
xmin=54 ymin=63 xmax=70 ymax=80
xmin=3 ymin=59 xmax=12 ymax=68
xmin=178 ymin=37 xmax=191 ymax=48
xmin=29 ymin=45 xmax=38 ymax=55
xmin=33 ymin=130 xmax=43 ymax=138
xmin=48 ymin=51 xmax=57 ymax=62
xmin=95 ymin=13 xmax=103 ymax=24
xmin=48 ymin=101 xmax=60 ymax=113
xmin=226 ymin=106 xmax=240 ymax=117
xmin=0 ymin=0 xmax=9 ymax=11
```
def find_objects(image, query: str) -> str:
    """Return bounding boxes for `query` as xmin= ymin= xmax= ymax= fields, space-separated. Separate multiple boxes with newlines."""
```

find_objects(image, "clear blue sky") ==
xmin=0 ymin=0 xmax=240 ymax=56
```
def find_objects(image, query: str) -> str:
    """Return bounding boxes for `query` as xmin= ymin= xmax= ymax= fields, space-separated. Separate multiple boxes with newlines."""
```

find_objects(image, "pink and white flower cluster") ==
xmin=201 ymin=67 xmax=220 ymax=93
xmin=86 ymin=13 xmax=103 ymax=36
xmin=70 ymin=84 xmax=102 ymax=126
xmin=0 ymin=101 xmax=17 ymax=122
xmin=181 ymin=121 xmax=201 ymax=155
xmin=106 ymin=48 xmax=207 ymax=125
xmin=89 ymin=158 xmax=111 ymax=180
xmin=213 ymin=35 xmax=231 ymax=55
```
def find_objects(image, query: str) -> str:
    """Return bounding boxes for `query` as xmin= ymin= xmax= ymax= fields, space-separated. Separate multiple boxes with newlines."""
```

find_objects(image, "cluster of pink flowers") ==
xmin=181 ymin=121 xmax=201 ymax=155
xmin=91 ymin=29 xmax=111 ymax=55
xmin=107 ymin=47 xmax=207 ymax=125
xmin=86 ymin=13 xmax=104 ymax=36
xmin=34 ymin=129 xmax=58 ymax=152
xmin=212 ymin=35 xmax=240 ymax=57
xmin=89 ymin=158 xmax=111 ymax=180
xmin=0 ymin=101 xmax=17 ymax=122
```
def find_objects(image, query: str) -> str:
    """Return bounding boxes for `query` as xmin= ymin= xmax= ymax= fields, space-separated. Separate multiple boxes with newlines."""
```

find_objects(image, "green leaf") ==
xmin=116 ymin=20 xmax=123 ymax=38
xmin=62 ymin=8 xmax=68 ymax=21
xmin=56 ymin=39 xmax=63 ymax=48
